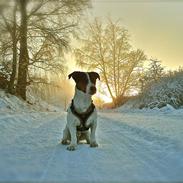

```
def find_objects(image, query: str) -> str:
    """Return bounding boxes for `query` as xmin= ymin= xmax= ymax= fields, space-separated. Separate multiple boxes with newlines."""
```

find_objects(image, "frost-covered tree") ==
xmin=139 ymin=59 xmax=165 ymax=93
xmin=137 ymin=69 xmax=183 ymax=109
xmin=0 ymin=1 xmax=18 ymax=93
xmin=148 ymin=59 xmax=164 ymax=82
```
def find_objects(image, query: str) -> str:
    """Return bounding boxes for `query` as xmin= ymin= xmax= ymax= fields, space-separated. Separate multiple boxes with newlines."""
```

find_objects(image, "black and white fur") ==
xmin=61 ymin=71 xmax=100 ymax=151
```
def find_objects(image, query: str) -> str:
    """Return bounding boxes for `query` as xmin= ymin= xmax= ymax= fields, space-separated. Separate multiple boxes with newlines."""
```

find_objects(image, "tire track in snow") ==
xmin=0 ymin=112 xmax=65 ymax=181
xmin=99 ymin=113 xmax=183 ymax=181
xmin=37 ymin=112 xmax=183 ymax=182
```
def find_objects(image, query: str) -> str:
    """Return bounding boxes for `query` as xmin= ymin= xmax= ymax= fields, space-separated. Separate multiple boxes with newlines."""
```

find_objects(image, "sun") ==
xmin=94 ymin=82 xmax=113 ymax=103
xmin=100 ymin=94 xmax=113 ymax=103
xmin=94 ymin=91 xmax=113 ymax=103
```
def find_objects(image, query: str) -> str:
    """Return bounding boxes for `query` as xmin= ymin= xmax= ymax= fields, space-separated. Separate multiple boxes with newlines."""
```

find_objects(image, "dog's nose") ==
xmin=90 ymin=86 xmax=96 ymax=94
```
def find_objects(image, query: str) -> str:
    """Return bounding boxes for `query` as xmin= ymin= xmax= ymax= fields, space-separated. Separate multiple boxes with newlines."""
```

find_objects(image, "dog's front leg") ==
xmin=61 ymin=126 xmax=70 ymax=145
xmin=67 ymin=124 xmax=77 ymax=151
xmin=90 ymin=121 xmax=98 ymax=147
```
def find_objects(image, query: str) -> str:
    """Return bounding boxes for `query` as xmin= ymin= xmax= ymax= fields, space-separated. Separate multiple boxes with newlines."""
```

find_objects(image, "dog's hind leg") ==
xmin=85 ymin=131 xmax=90 ymax=144
xmin=77 ymin=131 xmax=90 ymax=144
xmin=61 ymin=126 xmax=70 ymax=145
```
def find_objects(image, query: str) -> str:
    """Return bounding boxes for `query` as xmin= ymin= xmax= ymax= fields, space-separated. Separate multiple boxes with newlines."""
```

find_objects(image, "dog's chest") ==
xmin=73 ymin=89 xmax=92 ymax=113
xmin=74 ymin=100 xmax=91 ymax=113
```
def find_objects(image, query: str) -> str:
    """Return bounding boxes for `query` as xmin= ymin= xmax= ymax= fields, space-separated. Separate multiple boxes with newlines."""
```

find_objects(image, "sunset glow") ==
xmin=89 ymin=0 xmax=183 ymax=70
xmin=95 ymin=93 xmax=113 ymax=103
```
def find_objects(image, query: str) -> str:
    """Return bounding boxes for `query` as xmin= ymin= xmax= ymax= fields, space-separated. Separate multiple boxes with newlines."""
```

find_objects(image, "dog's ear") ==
xmin=68 ymin=71 xmax=83 ymax=82
xmin=89 ymin=72 xmax=100 ymax=81
xmin=68 ymin=72 xmax=74 ymax=79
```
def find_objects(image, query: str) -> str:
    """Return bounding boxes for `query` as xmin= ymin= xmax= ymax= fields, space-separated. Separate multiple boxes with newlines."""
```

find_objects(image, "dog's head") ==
xmin=68 ymin=71 xmax=100 ymax=95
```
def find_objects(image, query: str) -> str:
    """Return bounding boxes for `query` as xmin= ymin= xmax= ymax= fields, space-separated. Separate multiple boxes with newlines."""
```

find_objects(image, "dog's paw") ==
xmin=61 ymin=139 xmax=70 ymax=145
xmin=90 ymin=142 xmax=98 ymax=148
xmin=67 ymin=145 xmax=76 ymax=151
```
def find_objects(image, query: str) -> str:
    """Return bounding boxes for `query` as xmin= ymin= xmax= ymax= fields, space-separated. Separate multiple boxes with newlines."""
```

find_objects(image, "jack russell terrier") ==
xmin=61 ymin=71 xmax=100 ymax=151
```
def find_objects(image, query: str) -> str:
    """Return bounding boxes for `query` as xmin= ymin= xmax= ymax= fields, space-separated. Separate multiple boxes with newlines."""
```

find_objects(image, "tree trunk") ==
xmin=112 ymin=24 xmax=117 ymax=98
xmin=16 ymin=0 xmax=28 ymax=100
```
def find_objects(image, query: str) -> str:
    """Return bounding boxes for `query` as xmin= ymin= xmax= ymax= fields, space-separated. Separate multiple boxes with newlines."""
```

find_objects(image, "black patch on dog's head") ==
xmin=68 ymin=71 xmax=100 ymax=94
xmin=68 ymin=71 xmax=88 ymax=93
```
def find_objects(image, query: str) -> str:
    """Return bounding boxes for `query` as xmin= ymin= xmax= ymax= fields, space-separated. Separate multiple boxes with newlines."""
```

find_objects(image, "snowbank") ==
xmin=122 ymin=71 xmax=183 ymax=110
xmin=0 ymin=90 xmax=61 ymax=113
xmin=115 ymin=100 xmax=183 ymax=116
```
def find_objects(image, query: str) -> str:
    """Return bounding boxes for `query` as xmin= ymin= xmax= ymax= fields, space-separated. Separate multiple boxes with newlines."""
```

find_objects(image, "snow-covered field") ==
xmin=0 ymin=106 xmax=183 ymax=182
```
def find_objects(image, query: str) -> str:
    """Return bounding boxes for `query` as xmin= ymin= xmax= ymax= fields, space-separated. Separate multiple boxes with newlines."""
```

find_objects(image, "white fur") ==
xmin=62 ymin=86 xmax=98 ymax=151
xmin=86 ymin=73 xmax=95 ymax=95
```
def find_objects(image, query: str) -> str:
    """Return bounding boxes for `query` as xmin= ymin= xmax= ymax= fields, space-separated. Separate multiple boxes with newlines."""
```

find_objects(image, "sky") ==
xmin=83 ymin=0 xmax=183 ymax=70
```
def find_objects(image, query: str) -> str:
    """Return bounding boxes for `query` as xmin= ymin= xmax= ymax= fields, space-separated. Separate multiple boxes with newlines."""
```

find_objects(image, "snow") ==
xmin=0 ymin=90 xmax=61 ymax=113
xmin=126 ymin=71 xmax=183 ymax=109
xmin=0 ymin=104 xmax=183 ymax=182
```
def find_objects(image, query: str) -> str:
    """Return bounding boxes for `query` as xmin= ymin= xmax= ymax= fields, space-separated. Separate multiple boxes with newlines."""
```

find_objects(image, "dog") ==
xmin=61 ymin=71 xmax=100 ymax=151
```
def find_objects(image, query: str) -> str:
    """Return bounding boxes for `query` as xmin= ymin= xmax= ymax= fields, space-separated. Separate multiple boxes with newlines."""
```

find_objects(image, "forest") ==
xmin=0 ymin=0 xmax=183 ymax=109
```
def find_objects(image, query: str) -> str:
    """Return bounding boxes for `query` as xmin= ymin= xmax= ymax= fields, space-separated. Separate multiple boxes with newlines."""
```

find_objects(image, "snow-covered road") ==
xmin=0 ymin=110 xmax=183 ymax=182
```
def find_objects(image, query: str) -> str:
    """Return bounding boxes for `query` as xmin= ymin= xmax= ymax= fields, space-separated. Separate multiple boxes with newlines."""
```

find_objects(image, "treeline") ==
xmin=0 ymin=0 xmax=90 ymax=100
xmin=0 ymin=2 xmax=181 ymax=108
xmin=74 ymin=18 xmax=183 ymax=107
xmin=74 ymin=18 xmax=168 ymax=107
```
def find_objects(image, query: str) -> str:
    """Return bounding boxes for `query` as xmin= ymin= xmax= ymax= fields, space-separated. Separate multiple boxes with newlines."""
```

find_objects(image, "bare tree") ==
xmin=0 ymin=0 xmax=90 ymax=100
xmin=75 ymin=18 xmax=146 ymax=106
xmin=139 ymin=59 xmax=165 ymax=93
xmin=148 ymin=59 xmax=164 ymax=82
